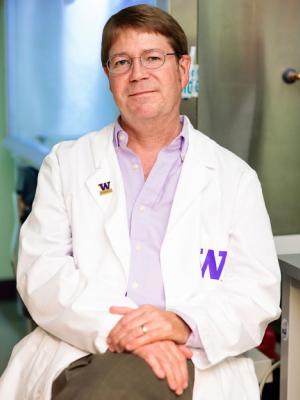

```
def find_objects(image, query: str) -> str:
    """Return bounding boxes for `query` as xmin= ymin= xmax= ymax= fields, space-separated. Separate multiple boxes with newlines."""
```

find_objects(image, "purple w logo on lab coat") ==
xmin=200 ymin=248 xmax=228 ymax=280
xmin=98 ymin=182 xmax=111 ymax=191
xmin=98 ymin=181 xmax=113 ymax=196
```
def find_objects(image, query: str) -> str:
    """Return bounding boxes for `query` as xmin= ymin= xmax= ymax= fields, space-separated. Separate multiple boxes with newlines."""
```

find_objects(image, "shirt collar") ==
xmin=113 ymin=119 xmax=129 ymax=148
xmin=113 ymin=115 xmax=189 ymax=161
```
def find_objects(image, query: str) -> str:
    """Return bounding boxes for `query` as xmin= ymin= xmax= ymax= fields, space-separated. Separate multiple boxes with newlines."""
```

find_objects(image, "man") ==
xmin=0 ymin=5 xmax=280 ymax=400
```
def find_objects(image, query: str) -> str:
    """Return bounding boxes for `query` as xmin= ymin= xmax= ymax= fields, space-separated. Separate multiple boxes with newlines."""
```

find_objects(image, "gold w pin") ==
xmin=98 ymin=181 xmax=112 ymax=196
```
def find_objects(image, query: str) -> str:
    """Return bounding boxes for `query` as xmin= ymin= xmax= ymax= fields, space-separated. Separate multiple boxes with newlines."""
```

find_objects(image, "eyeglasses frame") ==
xmin=106 ymin=49 xmax=181 ymax=74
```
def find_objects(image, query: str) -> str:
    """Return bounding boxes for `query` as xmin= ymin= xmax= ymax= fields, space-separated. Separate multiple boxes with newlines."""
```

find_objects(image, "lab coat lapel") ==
xmin=85 ymin=126 xmax=131 ymax=277
xmin=85 ymin=165 xmax=114 ymax=212
xmin=166 ymin=128 xmax=216 ymax=234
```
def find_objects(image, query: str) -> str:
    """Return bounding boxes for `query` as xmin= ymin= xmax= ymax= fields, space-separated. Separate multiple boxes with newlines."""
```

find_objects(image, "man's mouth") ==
xmin=128 ymin=90 xmax=156 ymax=97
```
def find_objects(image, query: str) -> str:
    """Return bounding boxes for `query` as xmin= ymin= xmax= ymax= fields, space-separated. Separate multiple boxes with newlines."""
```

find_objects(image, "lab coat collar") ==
xmin=165 ymin=119 xmax=217 ymax=234
xmin=184 ymin=117 xmax=217 ymax=169
xmin=90 ymin=123 xmax=115 ymax=169
xmin=87 ymin=118 xmax=217 ymax=170
xmin=85 ymin=124 xmax=131 ymax=278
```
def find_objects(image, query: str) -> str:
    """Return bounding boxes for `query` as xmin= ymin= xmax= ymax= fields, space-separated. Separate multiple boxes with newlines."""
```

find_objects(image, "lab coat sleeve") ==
xmin=172 ymin=169 xmax=281 ymax=369
xmin=16 ymin=147 xmax=137 ymax=355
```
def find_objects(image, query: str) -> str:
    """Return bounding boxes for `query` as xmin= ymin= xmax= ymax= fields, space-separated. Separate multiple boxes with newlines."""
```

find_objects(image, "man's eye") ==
xmin=114 ymin=59 xmax=130 ymax=67
xmin=146 ymin=56 xmax=162 ymax=62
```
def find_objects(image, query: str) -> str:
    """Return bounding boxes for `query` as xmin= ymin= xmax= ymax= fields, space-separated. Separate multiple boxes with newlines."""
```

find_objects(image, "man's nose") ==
xmin=129 ymin=58 xmax=149 ymax=81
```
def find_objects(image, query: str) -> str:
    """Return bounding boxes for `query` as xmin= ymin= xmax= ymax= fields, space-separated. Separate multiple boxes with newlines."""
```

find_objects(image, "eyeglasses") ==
xmin=106 ymin=49 xmax=178 ymax=74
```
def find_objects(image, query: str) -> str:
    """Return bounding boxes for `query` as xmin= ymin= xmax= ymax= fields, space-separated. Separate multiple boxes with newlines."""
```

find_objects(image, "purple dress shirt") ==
xmin=113 ymin=116 xmax=202 ymax=348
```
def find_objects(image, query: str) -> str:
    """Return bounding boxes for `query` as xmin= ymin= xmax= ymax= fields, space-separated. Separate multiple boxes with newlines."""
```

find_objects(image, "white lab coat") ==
xmin=0 ymin=119 xmax=281 ymax=400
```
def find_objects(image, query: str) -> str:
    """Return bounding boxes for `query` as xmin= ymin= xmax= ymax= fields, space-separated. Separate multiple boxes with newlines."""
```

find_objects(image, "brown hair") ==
xmin=101 ymin=4 xmax=188 ymax=66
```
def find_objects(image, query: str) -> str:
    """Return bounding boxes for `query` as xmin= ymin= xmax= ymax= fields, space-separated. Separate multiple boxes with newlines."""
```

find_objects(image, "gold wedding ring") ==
xmin=141 ymin=324 xmax=148 ymax=334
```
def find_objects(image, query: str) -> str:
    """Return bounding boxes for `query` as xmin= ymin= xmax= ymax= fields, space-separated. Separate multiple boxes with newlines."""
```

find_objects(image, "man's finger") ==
xmin=157 ymin=342 xmax=183 ymax=394
xmin=171 ymin=344 xmax=189 ymax=392
xmin=108 ymin=305 xmax=171 ymax=347
xmin=107 ymin=308 xmax=147 ymax=340
xmin=143 ymin=352 xmax=166 ymax=380
xmin=168 ymin=344 xmax=187 ymax=395
xmin=107 ymin=314 xmax=149 ymax=350
xmin=109 ymin=306 xmax=134 ymax=315
xmin=125 ymin=326 xmax=166 ymax=351
xmin=178 ymin=344 xmax=193 ymax=359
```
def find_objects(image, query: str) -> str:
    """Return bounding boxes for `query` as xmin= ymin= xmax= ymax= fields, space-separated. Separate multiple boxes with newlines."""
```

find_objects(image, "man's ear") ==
xmin=179 ymin=55 xmax=191 ymax=89
xmin=103 ymin=66 xmax=109 ymax=78
xmin=103 ymin=67 xmax=112 ymax=91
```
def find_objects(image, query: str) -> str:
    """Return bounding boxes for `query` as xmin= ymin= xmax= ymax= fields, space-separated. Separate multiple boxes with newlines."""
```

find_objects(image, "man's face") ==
xmin=105 ymin=29 xmax=191 ymax=124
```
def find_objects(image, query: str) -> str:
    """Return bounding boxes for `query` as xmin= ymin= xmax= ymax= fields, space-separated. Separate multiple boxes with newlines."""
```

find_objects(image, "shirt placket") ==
xmin=126 ymin=149 xmax=182 ymax=306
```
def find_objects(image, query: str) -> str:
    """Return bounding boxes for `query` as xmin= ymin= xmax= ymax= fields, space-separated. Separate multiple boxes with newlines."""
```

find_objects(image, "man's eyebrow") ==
xmin=109 ymin=52 xmax=129 ymax=58
xmin=109 ymin=49 xmax=161 ymax=58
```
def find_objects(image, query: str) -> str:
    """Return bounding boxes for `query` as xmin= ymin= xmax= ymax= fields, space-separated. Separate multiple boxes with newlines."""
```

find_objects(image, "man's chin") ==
xmin=127 ymin=106 xmax=163 ymax=121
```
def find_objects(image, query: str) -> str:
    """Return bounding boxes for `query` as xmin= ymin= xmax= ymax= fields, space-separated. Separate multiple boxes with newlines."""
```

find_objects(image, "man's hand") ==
xmin=132 ymin=340 xmax=193 ymax=396
xmin=107 ymin=304 xmax=191 ymax=352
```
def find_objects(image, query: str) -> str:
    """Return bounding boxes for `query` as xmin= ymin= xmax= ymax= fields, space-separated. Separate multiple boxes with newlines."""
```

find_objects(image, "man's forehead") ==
xmin=108 ymin=28 xmax=171 ymax=54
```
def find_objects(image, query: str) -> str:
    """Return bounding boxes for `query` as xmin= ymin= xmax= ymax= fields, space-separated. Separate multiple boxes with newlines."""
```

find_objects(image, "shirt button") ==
xmin=139 ymin=205 xmax=145 ymax=212
xmin=132 ymin=282 xmax=139 ymax=289
xmin=135 ymin=244 xmax=141 ymax=251
xmin=132 ymin=163 xmax=139 ymax=170
xmin=118 ymin=133 xmax=126 ymax=142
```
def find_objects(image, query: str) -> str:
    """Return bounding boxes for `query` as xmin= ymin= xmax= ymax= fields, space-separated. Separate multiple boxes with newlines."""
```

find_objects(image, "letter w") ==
xmin=201 ymin=250 xmax=227 ymax=280
xmin=99 ymin=182 xmax=110 ymax=191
